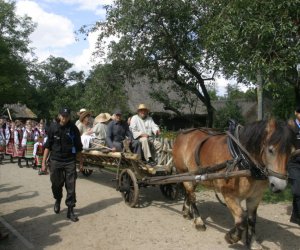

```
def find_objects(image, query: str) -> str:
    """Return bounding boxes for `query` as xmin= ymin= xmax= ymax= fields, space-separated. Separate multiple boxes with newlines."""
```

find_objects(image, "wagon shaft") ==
xmin=141 ymin=170 xmax=252 ymax=185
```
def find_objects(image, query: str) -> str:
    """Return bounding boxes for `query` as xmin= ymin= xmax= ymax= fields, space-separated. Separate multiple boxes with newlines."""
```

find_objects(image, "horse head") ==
xmin=239 ymin=119 xmax=295 ymax=193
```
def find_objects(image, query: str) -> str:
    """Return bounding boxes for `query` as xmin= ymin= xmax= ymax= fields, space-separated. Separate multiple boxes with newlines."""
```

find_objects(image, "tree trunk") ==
xmin=206 ymin=102 xmax=214 ymax=127
xmin=256 ymin=71 xmax=263 ymax=120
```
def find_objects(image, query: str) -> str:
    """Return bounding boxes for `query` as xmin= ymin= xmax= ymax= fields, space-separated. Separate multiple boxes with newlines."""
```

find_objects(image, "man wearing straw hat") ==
xmin=129 ymin=104 xmax=161 ymax=166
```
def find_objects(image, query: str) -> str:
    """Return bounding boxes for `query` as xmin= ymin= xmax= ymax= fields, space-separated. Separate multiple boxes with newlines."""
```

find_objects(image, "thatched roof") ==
xmin=125 ymin=77 xmax=271 ymax=123
xmin=3 ymin=103 xmax=37 ymax=119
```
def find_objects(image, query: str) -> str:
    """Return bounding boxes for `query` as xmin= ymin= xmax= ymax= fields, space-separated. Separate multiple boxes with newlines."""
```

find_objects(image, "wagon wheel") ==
xmin=118 ymin=169 xmax=139 ymax=207
xmin=160 ymin=183 xmax=184 ymax=200
xmin=80 ymin=162 xmax=93 ymax=177
xmin=81 ymin=168 xmax=93 ymax=177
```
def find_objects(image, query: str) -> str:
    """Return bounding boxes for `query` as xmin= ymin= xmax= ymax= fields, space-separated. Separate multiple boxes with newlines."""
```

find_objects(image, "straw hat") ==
xmin=94 ymin=113 xmax=111 ymax=123
xmin=137 ymin=104 xmax=149 ymax=111
xmin=77 ymin=108 xmax=87 ymax=116
xmin=79 ymin=111 xmax=92 ymax=122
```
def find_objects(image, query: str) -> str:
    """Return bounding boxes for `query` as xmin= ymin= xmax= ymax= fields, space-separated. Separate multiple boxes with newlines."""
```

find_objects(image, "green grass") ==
xmin=194 ymin=184 xmax=292 ymax=204
xmin=262 ymin=185 xmax=293 ymax=203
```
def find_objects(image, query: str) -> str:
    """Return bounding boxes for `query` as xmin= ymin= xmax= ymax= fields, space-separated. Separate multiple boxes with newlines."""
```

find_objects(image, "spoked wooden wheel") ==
xmin=81 ymin=168 xmax=93 ymax=177
xmin=119 ymin=169 xmax=139 ymax=207
xmin=160 ymin=183 xmax=184 ymax=200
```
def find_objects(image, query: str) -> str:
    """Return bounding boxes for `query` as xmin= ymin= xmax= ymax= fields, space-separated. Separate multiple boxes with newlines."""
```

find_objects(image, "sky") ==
xmin=15 ymin=0 xmax=112 ymax=72
xmin=14 ymin=0 xmax=238 ymax=95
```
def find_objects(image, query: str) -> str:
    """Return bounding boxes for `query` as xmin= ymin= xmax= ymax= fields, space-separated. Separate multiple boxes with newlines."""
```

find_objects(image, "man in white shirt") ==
xmin=129 ymin=104 xmax=161 ymax=165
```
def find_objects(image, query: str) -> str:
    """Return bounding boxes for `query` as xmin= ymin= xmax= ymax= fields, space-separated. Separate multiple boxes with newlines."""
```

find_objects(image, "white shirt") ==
xmin=129 ymin=114 xmax=159 ymax=139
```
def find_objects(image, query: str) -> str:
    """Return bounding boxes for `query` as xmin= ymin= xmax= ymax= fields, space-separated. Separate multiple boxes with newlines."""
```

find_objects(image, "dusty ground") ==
xmin=0 ymin=157 xmax=299 ymax=250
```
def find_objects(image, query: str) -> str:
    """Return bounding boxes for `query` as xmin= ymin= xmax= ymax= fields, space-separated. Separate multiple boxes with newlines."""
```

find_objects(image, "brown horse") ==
xmin=172 ymin=119 xmax=295 ymax=249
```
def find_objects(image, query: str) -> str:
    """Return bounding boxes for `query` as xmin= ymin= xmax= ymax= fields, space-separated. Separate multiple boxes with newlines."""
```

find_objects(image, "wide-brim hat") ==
xmin=95 ymin=113 xmax=111 ymax=123
xmin=77 ymin=108 xmax=87 ymax=116
xmin=137 ymin=103 xmax=149 ymax=111
xmin=79 ymin=111 xmax=92 ymax=122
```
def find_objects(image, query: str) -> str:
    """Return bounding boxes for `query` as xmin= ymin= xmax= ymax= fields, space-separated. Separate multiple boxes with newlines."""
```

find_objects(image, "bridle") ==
xmin=226 ymin=131 xmax=288 ymax=180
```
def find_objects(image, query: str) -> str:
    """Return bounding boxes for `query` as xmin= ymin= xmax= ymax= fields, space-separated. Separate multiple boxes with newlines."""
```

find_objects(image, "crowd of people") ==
xmin=0 ymin=103 xmax=161 ymax=173
xmin=77 ymin=104 xmax=161 ymax=166
xmin=0 ymin=117 xmax=48 ymax=174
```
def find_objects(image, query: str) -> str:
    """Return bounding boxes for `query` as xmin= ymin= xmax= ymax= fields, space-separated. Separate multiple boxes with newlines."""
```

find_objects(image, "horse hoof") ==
xmin=195 ymin=223 xmax=206 ymax=231
xmin=250 ymin=241 xmax=263 ymax=250
xmin=194 ymin=218 xmax=206 ymax=231
xmin=225 ymin=232 xmax=240 ymax=244
xmin=182 ymin=212 xmax=192 ymax=220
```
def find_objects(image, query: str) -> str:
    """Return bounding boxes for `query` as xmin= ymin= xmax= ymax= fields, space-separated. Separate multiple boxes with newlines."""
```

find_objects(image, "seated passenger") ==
xmin=89 ymin=113 xmax=111 ymax=147
xmin=106 ymin=110 xmax=141 ymax=155
xmin=76 ymin=111 xmax=92 ymax=136
xmin=129 ymin=104 xmax=161 ymax=165
xmin=75 ymin=108 xmax=87 ymax=127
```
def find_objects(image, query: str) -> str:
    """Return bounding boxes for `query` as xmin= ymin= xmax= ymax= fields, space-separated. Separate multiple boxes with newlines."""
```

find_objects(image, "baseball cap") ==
xmin=59 ymin=107 xmax=71 ymax=116
xmin=114 ymin=109 xmax=122 ymax=115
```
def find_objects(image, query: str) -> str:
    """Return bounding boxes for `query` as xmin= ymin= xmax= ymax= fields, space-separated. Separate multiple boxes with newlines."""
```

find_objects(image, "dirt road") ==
xmin=0 ymin=160 xmax=299 ymax=250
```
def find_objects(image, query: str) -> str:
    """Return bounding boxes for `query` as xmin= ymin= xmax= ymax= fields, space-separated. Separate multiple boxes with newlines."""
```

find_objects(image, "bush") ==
xmin=214 ymin=100 xmax=244 ymax=130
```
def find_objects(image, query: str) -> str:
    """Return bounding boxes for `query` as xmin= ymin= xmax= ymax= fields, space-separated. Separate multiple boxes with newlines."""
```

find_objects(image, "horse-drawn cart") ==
xmin=78 ymin=137 xmax=252 ymax=208
xmin=78 ymin=138 xmax=186 ymax=207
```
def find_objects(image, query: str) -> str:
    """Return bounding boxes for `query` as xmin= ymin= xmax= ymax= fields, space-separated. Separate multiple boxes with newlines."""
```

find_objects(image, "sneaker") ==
xmin=147 ymin=160 xmax=157 ymax=166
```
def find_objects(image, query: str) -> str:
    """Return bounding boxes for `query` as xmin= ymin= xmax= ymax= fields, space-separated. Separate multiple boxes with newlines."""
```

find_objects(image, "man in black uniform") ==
xmin=288 ymin=106 xmax=300 ymax=226
xmin=41 ymin=108 xmax=82 ymax=222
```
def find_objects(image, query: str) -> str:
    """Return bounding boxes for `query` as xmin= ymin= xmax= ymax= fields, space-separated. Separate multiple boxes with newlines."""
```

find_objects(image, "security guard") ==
xmin=42 ymin=108 xmax=82 ymax=222
xmin=288 ymin=106 xmax=300 ymax=226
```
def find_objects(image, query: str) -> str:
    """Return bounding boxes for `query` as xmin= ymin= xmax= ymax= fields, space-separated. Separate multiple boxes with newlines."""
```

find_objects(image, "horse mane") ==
xmin=239 ymin=120 xmax=295 ymax=156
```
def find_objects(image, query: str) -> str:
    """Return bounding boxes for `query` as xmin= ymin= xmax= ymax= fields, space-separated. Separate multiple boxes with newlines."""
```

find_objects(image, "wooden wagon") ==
xmin=78 ymin=138 xmax=185 ymax=207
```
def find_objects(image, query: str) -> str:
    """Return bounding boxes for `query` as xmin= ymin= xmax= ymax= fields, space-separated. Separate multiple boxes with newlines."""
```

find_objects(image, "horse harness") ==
xmin=190 ymin=125 xmax=287 ymax=180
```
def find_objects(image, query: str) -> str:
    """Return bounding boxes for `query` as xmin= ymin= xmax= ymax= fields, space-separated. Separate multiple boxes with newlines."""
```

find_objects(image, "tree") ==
xmin=0 ymin=0 xmax=36 ymax=106
xmin=83 ymin=64 xmax=128 ymax=115
xmin=86 ymin=0 xmax=218 ymax=126
xmin=33 ymin=56 xmax=85 ymax=119
xmin=202 ymin=0 xmax=300 ymax=116
xmin=214 ymin=100 xmax=244 ymax=130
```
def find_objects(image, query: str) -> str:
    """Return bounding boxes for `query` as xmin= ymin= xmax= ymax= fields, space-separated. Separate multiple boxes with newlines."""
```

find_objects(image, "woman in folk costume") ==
xmin=21 ymin=120 xmax=35 ymax=167
xmin=5 ymin=121 xmax=16 ymax=163
xmin=0 ymin=117 xmax=6 ymax=164
xmin=14 ymin=120 xmax=25 ymax=167
xmin=33 ymin=135 xmax=47 ymax=175
xmin=34 ymin=120 xmax=46 ymax=142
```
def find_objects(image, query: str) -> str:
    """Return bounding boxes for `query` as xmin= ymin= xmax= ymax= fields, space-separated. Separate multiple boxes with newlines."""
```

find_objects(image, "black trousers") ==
xmin=50 ymin=159 xmax=77 ymax=207
xmin=290 ymin=178 xmax=300 ymax=219
xmin=288 ymin=162 xmax=300 ymax=219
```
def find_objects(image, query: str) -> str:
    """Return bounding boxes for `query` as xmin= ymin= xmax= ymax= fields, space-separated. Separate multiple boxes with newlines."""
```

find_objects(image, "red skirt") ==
xmin=13 ymin=146 xmax=24 ymax=158
xmin=6 ymin=140 xmax=14 ymax=155
xmin=0 ymin=144 xmax=5 ymax=154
